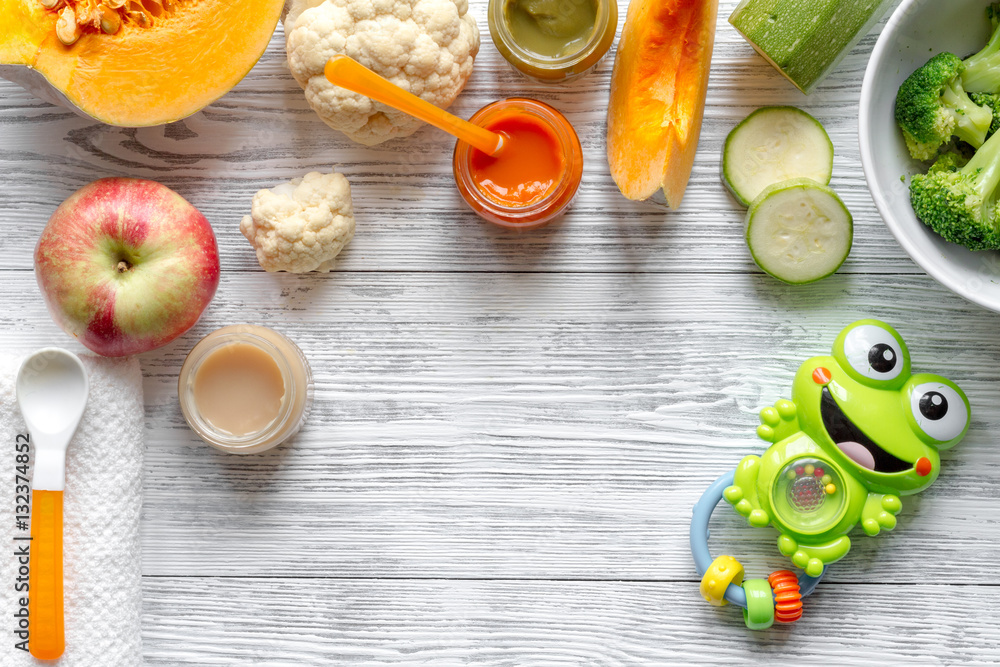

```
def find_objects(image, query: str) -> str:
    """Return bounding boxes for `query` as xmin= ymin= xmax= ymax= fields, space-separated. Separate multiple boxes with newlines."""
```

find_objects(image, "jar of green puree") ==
xmin=488 ymin=0 xmax=618 ymax=82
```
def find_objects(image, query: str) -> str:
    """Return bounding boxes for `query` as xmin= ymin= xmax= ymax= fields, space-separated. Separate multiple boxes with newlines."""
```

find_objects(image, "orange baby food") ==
xmin=453 ymin=98 xmax=583 ymax=230
xmin=469 ymin=112 xmax=565 ymax=207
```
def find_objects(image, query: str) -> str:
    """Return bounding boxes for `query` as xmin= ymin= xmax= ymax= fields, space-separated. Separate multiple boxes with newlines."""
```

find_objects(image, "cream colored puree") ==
xmin=179 ymin=324 xmax=312 ymax=454
xmin=192 ymin=342 xmax=285 ymax=436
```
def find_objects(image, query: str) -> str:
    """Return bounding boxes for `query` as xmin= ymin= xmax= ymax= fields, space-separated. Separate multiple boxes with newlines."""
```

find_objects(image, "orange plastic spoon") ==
xmin=16 ymin=348 xmax=89 ymax=660
xmin=324 ymin=55 xmax=504 ymax=156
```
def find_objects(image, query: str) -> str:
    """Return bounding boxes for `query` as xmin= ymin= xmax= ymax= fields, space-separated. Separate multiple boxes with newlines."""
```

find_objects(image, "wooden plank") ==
xmin=142 ymin=577 xmax=1000 ymax=665
xmin=1 ymin=271 xmax=995 ymax=581
xmin=0 ymin=5 xmax=922 ymax=275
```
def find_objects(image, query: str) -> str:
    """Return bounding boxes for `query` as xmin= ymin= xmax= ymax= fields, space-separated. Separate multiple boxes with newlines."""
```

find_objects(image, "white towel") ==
xmin=1 ymin=354 xmax=144 ymax=666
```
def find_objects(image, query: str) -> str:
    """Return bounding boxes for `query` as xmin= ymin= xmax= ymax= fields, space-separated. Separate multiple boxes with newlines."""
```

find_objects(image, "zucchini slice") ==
xmin=745 ymin=178 xmax=852 ymax=285
xmin=723 ymin=106 xmax=834 ymax=207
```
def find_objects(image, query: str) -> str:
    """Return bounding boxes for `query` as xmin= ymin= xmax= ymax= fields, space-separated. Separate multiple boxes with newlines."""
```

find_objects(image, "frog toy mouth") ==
xmin=820 ymin=387 xmax=911 ymax=473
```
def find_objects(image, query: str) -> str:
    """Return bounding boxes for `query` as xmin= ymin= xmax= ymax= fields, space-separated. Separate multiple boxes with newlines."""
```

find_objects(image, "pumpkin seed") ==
xmin=39 ymin=0 xmax=179 ymax=37
xmin=55 ymin=6 xmax=80 ymax=45
xmin=127 ymin=8 xmax=151 ymax=26
xmin=99 ymin=4 xmax=121 ymax=33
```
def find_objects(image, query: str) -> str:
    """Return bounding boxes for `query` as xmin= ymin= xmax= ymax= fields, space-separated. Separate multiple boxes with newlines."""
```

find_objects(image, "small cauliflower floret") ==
xmin=240 ymin=170 xmax=355 ymax=272
xmin=285 ymin=0 xmax=480 ymax=145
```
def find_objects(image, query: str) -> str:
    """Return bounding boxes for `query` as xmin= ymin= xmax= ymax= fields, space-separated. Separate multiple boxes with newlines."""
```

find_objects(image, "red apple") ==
xmin=35 ymin=178 xmax=220 ymax=357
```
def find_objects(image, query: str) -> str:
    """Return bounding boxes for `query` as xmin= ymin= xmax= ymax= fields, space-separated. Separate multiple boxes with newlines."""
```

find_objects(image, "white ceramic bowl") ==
xmin=860 ymin=0 xmax=1000 ymax=312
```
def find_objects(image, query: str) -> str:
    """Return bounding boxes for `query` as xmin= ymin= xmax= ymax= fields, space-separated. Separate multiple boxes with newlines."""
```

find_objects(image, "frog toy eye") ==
xmin=840 ymin=323 xmax=907 ymax=383
xmin=909 ymin=380 xmax=969 ymax=446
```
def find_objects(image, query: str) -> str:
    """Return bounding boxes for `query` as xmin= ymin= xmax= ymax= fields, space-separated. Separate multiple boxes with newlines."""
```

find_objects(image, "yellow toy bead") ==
xmin=825 ymin=483 xmax=836 ymax=494
xmin=804 ymin=464 xmax=815 ymax=475
xmin=700 ymin=555 xmax=745 ymax=607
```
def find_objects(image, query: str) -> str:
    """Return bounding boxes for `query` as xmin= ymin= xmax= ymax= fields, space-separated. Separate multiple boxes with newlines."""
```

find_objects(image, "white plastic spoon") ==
xmin=16 ymin=348 xmax=89 ymax=660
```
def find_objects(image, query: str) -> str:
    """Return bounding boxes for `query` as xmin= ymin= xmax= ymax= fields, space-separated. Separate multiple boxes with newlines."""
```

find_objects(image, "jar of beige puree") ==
xmin=178 ymin=325 xmax=313 ymax=454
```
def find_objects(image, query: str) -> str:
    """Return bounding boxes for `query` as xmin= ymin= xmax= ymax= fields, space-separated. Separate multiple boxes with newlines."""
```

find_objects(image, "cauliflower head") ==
xmin=285 ymin=0 xmax=480 ymax=145
xmin=240 ymin=170 xmax=355 ymax=273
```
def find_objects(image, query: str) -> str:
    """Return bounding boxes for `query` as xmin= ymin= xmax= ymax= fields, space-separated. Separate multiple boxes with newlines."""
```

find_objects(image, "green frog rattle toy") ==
xmin=689 ymin=320 xmax=971 ymax=629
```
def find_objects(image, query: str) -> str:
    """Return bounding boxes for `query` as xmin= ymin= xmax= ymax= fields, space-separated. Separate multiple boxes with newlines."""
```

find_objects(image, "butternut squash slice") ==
xmin=606 ymin=0 xmax=719 ymax=207
xmin=0 ymin=0 xmax=284 ymax=126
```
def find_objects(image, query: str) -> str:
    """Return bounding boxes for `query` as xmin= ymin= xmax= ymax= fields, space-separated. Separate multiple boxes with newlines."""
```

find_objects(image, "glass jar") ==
xmin=178 ymin=325 xmax=313 ymax=454
xmin=488 ymin=0 xmax=617 ymax=83
xmin=453 ymin=98 xmax=583 ymax=230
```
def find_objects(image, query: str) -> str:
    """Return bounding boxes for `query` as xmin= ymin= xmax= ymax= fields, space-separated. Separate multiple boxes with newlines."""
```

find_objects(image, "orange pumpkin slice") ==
xmin=606 ymin=0 xmax=719 ymax=207
xmin=0 ymin=0 xmax=284 ymax=126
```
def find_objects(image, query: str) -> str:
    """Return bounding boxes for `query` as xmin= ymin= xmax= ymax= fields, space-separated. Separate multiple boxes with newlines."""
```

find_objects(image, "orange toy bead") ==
xmin=768 ymin=570 xmax=803 ymax=623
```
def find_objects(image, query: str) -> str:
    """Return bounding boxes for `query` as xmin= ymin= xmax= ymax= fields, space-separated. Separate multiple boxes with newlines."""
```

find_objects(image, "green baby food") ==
xmin=503 ymin=0 xmax=598 ymax=58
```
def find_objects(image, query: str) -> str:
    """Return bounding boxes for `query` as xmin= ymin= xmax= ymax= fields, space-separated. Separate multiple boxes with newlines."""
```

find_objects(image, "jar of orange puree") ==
xmin=453 ymin=98 xmax=583 ymax=230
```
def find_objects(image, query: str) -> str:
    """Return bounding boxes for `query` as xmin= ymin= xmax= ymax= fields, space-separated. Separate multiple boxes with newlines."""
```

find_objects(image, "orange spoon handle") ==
xmin=29 ymin=489 xmax=64 ymax=660
xmin=324 ymin=55 xmax=504 ymax=156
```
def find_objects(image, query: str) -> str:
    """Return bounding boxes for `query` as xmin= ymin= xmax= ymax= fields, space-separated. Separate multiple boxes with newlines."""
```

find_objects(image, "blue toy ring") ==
xmin=690 ymin=470 xmax=825 ymax=608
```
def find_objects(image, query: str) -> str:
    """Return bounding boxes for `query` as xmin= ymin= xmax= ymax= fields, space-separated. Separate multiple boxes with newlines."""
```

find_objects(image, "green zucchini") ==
xmin=722 ymin=106 xmax=834 ymax=207
xmin=729 ymin=0 xmax=894 ymax=94
xmin=745 ymin=178 xmax=853 ymax=284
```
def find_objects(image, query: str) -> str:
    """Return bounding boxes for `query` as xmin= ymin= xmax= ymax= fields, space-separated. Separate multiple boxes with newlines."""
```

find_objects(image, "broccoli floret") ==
xmin=971 ymin=92 xmax=1000 ymax=137
xmin=910 ymin=126 xmax=1000 ymax=250
xmin=928 ymin=151 xmax=969 ymax=174
xmin=895 ymin=53 xmax=993 ymax=161
xmin=961 ymin=3 xmax=1000 ymax=93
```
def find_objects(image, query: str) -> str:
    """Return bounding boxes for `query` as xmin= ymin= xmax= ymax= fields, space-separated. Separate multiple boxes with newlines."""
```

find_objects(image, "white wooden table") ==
xmin=3 ymin=1 xmax=1000 ymax=663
